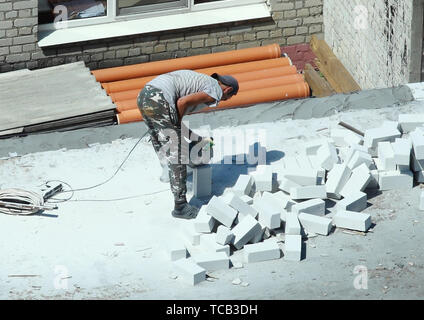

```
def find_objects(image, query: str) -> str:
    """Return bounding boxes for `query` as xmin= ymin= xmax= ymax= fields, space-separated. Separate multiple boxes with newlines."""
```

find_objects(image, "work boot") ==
xmin=172 ymin=201 xmax=199 ymax=220
xmin=160 ymin=163 xmax=170 ymax=183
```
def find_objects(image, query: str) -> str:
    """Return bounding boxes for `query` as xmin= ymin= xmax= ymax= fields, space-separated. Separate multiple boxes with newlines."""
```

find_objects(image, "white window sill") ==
xmin=38 ymin=3 xmax=271 ymax=47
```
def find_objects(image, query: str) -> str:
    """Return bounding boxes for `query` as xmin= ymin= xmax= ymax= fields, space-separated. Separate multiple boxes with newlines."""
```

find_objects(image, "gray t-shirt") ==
xmin=146 ymin=70 xmax=223 ymax=115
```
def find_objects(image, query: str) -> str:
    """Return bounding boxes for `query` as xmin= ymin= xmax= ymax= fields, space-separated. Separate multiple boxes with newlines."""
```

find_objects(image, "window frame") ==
xmin=39 ymin=0 xmax=265 ymax=31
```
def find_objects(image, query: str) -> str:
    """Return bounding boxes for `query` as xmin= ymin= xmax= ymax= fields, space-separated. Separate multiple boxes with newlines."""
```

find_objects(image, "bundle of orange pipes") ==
xmin=91 ymin=43 xmax=310 ymax=124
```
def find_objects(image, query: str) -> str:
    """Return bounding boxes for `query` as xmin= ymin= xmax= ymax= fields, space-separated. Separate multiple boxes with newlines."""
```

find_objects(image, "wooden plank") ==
xmin=310 ymin=35 xmax=361 ymax=93
xmin=304 ymin=63 xmax=335 ymax=97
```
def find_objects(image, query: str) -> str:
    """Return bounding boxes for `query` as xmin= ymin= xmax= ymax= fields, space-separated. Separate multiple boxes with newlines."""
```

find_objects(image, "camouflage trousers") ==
xmin=137 ymin=85 xmax=188 ymax=203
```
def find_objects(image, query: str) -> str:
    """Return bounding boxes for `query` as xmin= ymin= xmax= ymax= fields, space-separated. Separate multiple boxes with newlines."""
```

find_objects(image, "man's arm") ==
xmin=176 ymin=92 xmax=216 ymax=121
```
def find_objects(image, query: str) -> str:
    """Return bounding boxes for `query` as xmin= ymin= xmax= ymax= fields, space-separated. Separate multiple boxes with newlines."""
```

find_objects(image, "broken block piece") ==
xmin=331 ymin=128 xmax=363 ymax=147
xmin=173 ymin=258 xmax=206 ymax=285
xmin=336 ymin=192 xmax=367 ymax=212
xmin=290 ymin=185 xmax=327 ymax=200
xmin=378 ymin=170 xmax=413 ymax=191
xmin=232 ymin=174 xmax=253 ymax=197
xmin=377 ymin=141 xmax=396 ymax=171
xmin=193 ymin=165 xmax=212 ymax=198
xmin=178 ymin=221 xmax=201 ymax=246
xmin=316 ymin=141 xmax=339 ymax=171
xmin=292 ymin=198 xmax=325 ymax=216
xmin=410 ymin=129 xmax=424 ymax=160
xmin=169 ymin=242 xmax=188 ymax=261
xmin=392 ymin=138 xmax=412 ymax=166
xmin=199 ymin=233 xmax=230 ymax=256
xmin=244 ymin=239 xmax=281 ymax=263
xmin=398 ymin=114 xmax=424 ymax=133
xmin=326 ymin=163 xmax=352 ymax=199
xmin=333 ymin=210 xmax=372 ymax=232
xmin=216 ymin=225 xmax=234 ymax=246
xmin=420 ymin=191 xmax=424 ymax=211
xmin=253 ymin=198 xmax=281 ymax=229
xmin=340 ymin=163 xmax=371 ymax=198
xmin=193 ymin=206 xmax=216 ymax=233
xmin=193 ymin=252 xmax=230 ymax=271
xmin=226 ymin=192 xmax=258 ymax=219
xmin=298 ymin=213 xmax=332 ymax=236
xmin=206 ymin=196 xmax=238 ymax=228
xmin=285 ymin=212 xmax=301 ymax=235
xmin=284 ymin=234 xmax=302 ymax=261
xmin=232 ymin=215 xmax=262 ymax=250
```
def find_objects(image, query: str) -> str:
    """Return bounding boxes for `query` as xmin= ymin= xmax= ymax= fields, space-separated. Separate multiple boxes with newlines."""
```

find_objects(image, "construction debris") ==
xmin=170 ymin=113 xmax=424 ymax=285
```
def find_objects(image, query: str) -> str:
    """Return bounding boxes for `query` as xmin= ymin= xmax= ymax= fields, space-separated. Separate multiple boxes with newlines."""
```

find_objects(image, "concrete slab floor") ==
xmin=1 ymin=101 xmax=424 ymax=300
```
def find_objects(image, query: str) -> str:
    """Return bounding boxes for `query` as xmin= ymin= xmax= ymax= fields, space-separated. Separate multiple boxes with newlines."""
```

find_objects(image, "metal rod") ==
xmin=338 ymin=121 xmax=364 ymax=137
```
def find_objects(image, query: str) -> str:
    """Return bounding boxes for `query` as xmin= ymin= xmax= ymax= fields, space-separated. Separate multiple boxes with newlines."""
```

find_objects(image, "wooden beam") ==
xmin=310 ymin=35 xmax=361 ymax=94
xmin=304 ymin=63 xmax=335 ymax=97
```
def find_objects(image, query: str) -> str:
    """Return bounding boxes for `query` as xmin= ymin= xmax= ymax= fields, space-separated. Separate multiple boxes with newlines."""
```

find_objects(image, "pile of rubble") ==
xmin=169 ymin=114 xmax=424 ymax=285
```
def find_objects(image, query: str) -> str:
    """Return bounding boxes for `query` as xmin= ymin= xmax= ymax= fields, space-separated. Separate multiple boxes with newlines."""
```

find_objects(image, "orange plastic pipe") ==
xmin=116 ymin=109 xmax=143 ymax=124
xmin=93 ymin=44 xmax=281 ymax=82
xmin=209 ymin=82 xmax=310 ymax=110
xmin=232 ymin=66 xmax=297 ymax=83
xmin=110 ymin=72 xmax=302 ymax=103
xmin=103 ymin=57 xmax=292 ymax=93
xmin=115 ymin=80 xmax=309 ymax=113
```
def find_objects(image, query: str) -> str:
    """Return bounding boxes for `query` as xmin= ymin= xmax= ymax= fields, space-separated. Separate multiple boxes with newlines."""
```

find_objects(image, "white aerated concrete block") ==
xmin=169 ymin=242 xmax=188 ymax=261
xmin=326 ymin=164 xmax=352 ymax=199
xmin=410 ymin=129 xmax=424 ymax=160
xmin=284 ymin=234 xmax=302 ymax=261
xmin=193 ymin=252 xmax=230 ymax=271
xmin=232 ymin=215 xmax=262 ymax=250
xmin=193 ymin=165 xmax=212 ymax=198
xmin=279 ymin=177 xmax=301 ymax=193
xmin=292 ymin=198 xmax=325 ymax=216
xmin=244 ymin=239 xmax=281 ymax=263
xmin=283 ymin=169 xmax=318 ymax=186
xmin=290 ymin=185 xmax=327 ymax=200
xmin=298 ymin=213 xmax=332 ymax=236
xmin=347 ymin=150 xmax=373 ymax=170
xmin=331 ymin=128 xmax=363 ymax=147
xmin=378 ymin=170 xmax=413 ymax=191
xmin=193 ymin=206 xmax=216 ymax=233
xmin=253 ymin=198 xmax=281 ymax=229
xmin=240 ymin=194 xmax=253 ymax=205
xmin=340 ymin=163 xmax=371 ymax=198
xmin=377 ymin=141 xmax=396 ymax=171
xmin=226 ymin=193 xmax=258 ymax=219
xmin=248 ymin=226 xmax=265 ymax=244
xmin=316 ymin=142 xmax=339 ymax=170
xmin=206 ymin=196 xmax=238 ymax=228
xmin=364 ymin=126 xmax=401 ymax=150
xmin=333 ymin=210 xmax=372 ymax=232
xmin=336 ymin=192 xmax=367 ymax=212
xmin=285 ymin=212 xmax=301 ymax=235
xmin=304 ymin=139 xmax=332 ymax=155
xmin=392 ymin=138 xmax=412 ymax=166
xmin=233 ymin=174 xmax=253 ymax=197
xmin=173 ymin=258 xmax=206 ymax=285
xmin=308 ymin=155 xmax=326 ymax=184
xmin=420 ymin=191 xmax=424 ymax=210
xmin=216 ymin=225 xmax=234 ymax=246
xmin=251 ymin=170 xmax=273 ymax=192
xmin=179 ymin=221 xmax=201 ymax=246
xmin=345 ymin=144 xmax=369 ymax=163
xmin=262 ymin=191 xmax=296 ymax=220
xmin=399 ymin=114 xmax=424 ymax=133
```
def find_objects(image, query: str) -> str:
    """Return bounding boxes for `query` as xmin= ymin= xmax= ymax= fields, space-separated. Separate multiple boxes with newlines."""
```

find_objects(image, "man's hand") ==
xmin=176 ymin=92 xmax=216 ymax=120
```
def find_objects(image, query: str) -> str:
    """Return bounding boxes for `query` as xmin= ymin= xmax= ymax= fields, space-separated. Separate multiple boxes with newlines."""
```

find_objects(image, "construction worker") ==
xmin=137 ymin=70 xmax=239 ymax=220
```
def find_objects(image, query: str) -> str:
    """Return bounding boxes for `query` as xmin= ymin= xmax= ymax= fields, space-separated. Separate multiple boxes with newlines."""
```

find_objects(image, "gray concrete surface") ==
xmin=1 ymin=99 xmax=424 ymax=300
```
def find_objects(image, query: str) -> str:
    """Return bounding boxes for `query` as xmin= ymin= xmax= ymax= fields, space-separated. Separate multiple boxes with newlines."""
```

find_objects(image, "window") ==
xmin=38 ymin=0 xmax=269 ymax=46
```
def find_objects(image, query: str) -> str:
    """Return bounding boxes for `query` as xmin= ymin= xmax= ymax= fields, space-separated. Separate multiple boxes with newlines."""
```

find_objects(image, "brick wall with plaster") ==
xmin=0 ymin=0 xmax=324 ymax=73
xmin=324 ymin=0 xmax=413 ymax=89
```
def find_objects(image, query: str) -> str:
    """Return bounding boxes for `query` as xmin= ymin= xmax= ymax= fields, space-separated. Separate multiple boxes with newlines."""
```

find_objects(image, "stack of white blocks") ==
xmin=172 ymin=114 xmax=424 ymax=285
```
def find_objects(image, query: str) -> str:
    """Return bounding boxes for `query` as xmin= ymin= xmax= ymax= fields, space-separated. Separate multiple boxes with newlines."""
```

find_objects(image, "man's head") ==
xmin=211 ymin=73 xmax=239 ymax=101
